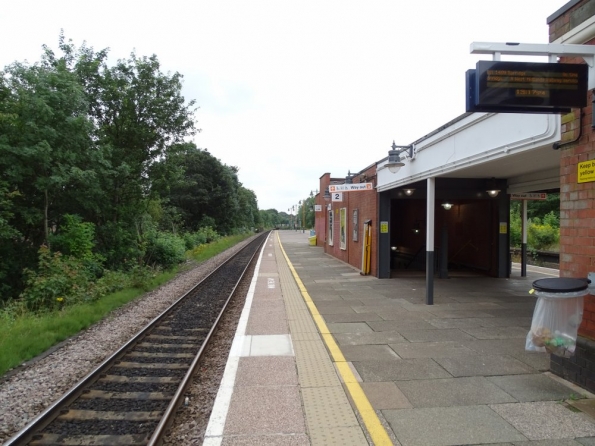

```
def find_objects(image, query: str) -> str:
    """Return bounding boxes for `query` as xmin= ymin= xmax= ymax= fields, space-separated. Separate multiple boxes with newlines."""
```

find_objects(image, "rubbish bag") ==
xmin=525 ymin=278 xmax=587 ymax=358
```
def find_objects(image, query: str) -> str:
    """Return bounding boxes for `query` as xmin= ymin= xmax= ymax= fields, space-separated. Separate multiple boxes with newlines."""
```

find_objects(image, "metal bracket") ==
xmin=471 ymin=42 xmax=595 ymax=89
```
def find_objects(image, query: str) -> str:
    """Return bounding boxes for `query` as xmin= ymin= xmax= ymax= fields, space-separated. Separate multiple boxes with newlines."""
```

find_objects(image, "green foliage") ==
xmin=509 ymin=196 xmax=560 ymax=251
xmin=182 ymin=226 xmax=220 ymax=250
xmin=49 ymin=214 xmax=98 ymax=260
xmin=510 ymin=210 xmax=522 ymax=248
xmin=0 ymin=34 xmax=265 ymax=306
xmin=542 ymin=211 xmax=559 ymax=229
xmin=144 ymin=231 xmax=187 ymax=269
xmin=20 ymin=246 xmax=94 ymax=311
xmin=528 ymin=223 xmax=559 ymax=250
xmin=0 ymin=235 xmax=247 ymax=377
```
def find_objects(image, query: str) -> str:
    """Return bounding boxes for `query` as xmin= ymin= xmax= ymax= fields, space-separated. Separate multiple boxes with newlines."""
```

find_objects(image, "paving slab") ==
xmin=359 ymin=381 xmax=413 ymax=409
xmin=461 ymin=339 xmax=530 ymax=356
xmin=398 ymin=328 xmax=476 ymax=342
xmin=321 ymin=313 xmax=383 ymax=323
xmin=332 ymin=331 xmax=407 ymax=345
xmin=368 ymin=319 xmax=438 ymax=332
xmin=235 ymin=357 xmax=298 ymax=387
xmin=221 ymin=434 xmax=311 ymax=446
xmin=490 ymin=401 xmax=595 ymax=440
xmin=245 ymin=309 xmax=289 ymax=335
xmin=512 ymin=351 xmax=552 ymax=371
xmin=425 ymin=317 xmax=489 ymax=329
xmin=339 ymin=344 xmax=402 ymax=361
xmin=224 ymin=386 xmax=306 ymax=435
xmin=389 ymin=341 xmax=475 ymax=359
xmin=488 ymin=374 xmax=581 ymax=402
xmin=395 ymin=376 xmax=518 ymax=407
xmin=474 ymin=316 xmax=533 ymax=327
xmin=353 ymin=358 xmax=452 ymax=381
xmin=383 ymin=405 xmax=528 ymax=446
xmin=425 ymin=310 xmax=497 ymax=319
xmin=434 ymin=354 xmax=536 ymax=377
xmin=462 ymin=326 xmax=529 ymax=340
xmin=325 ymin=322 xmax=373 ymax=333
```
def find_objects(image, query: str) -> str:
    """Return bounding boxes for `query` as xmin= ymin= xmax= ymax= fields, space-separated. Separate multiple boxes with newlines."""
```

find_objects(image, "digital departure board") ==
xmin=466 ymin=61 xmax=588 ymax=113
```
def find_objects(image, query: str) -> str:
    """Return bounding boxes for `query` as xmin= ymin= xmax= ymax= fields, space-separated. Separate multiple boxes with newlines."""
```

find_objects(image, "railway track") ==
xmin=5 ymin=231 xmax=270 ymax=446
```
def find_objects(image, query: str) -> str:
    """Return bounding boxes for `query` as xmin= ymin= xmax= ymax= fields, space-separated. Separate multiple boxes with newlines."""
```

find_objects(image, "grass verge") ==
xmin=0 ymin=233 xmax=254 ymax=378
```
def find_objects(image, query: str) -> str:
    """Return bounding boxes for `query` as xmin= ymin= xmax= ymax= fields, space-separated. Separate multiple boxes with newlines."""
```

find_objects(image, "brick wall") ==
xmin=554 ymin=47 xmax=595 ymax=339
xmin=549 ymin=0 xmax=595 ymax=387
xmin=315 ymin=166 xmax=378 ymax=276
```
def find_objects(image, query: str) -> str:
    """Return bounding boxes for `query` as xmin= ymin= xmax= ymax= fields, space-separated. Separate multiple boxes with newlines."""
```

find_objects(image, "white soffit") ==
xmin=377 ymin=113 xmax=561 ymax=192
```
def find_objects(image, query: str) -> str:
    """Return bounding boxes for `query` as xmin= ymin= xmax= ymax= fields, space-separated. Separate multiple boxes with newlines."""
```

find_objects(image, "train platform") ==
xmin=203 ymin=231 xmax=595 ymax=446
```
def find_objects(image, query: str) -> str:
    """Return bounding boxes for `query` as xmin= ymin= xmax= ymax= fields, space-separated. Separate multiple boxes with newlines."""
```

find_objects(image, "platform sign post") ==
xmin=510 ymin=193 xmax=547 ymax=200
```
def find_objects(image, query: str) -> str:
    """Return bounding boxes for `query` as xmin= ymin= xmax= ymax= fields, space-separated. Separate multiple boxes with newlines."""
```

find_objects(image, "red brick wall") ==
xmin=550 ymin=3 xmax=595 ymax=339
xmin=314 ymin=167 xmax=378 ymax=276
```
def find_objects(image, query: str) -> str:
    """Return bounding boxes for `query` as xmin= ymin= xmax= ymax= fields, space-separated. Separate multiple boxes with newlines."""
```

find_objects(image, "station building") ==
xmin=314 ymin=0 xmax=595 ymax=392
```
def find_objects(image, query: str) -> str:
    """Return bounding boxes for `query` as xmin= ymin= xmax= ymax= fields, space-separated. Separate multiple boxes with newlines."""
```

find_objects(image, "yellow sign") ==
xmin=380 ymin=221 xmax=388 ymax=233
xmin=578 ymin=161 xmax=595 ymax=183
xmin=499 ymin=222 xmax=507 ymax=234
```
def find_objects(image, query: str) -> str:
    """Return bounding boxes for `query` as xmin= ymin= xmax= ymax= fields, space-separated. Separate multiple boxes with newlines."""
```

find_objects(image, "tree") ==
xmin=0 ymin=58 xmax=94 ymax=246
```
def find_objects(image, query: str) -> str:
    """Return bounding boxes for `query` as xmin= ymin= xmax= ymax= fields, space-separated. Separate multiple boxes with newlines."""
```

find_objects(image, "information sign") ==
xmin=380 ymin=221 xmax=389 ymax=233
xmin=466 ymin=61 xmax=587 ymax=113
xmin=510 ymin=193 xmax=547 ymax=200
xmin=329 ymin=183 xmax=373 ymax=192
xmin=578 ymin=161 xmax=595 ymax=184
xmin=314 ymin=204 xmax=322 ymax=212
xmin=331 ymin=192 xmax=343 ymax=202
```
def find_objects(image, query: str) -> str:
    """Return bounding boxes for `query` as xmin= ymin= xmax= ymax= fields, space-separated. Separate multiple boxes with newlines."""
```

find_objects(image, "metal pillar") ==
xmin=521 ymin=200 xmax=528 ymax=277
xmin=426 ymin=177 xmax=435 ymax=305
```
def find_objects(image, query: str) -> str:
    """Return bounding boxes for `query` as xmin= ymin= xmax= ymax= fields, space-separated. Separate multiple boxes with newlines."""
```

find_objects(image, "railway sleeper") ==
xmin=30 ymin=433 xmax=149 ymax=446
xmin=80 ymin=390 xmax=172 ymax=400
xmin=114 ymin=362 xmax=188 ymax=369
xmin=125 ymin=352 xmax=194 ymax=359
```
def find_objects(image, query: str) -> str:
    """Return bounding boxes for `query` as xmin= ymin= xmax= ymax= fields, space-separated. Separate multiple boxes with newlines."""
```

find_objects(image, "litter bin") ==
xmin=526 ymin=278 xmax=588 ymax=357
xmin=308 ymin=236 xmax=317 ymax=246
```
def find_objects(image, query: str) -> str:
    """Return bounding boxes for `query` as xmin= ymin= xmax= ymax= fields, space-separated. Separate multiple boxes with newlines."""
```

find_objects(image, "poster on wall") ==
xmin=340 ymin=208 xmax=347 ymax=250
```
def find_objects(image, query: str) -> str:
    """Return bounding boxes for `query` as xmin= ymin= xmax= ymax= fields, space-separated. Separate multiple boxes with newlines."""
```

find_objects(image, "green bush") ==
xmin=144 ymin=231 xmax=187 ymax=269
xmin=20 ymin=246 xmax=95 ymax=311
xmin=510 ymin=211 xmax=522 ymax=248
xmin=49 ymin=214 xmax=96 ymax=260
xmin=542 ymin=211 xmax=560 ymax=229
xmin=182 ymin=226 xmax=220 ymax=250
xmin=528 ymin=223 xmax=559 ymax=250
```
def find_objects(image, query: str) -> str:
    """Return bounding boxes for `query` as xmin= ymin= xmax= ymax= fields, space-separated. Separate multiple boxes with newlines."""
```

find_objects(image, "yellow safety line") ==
xmin=277 ymin=233 xmax=393 ymax=446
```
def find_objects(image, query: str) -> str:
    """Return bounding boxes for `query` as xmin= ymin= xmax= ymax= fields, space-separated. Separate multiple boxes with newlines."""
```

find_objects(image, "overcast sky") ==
xmin=1 ymin=1 xmax=567 ymax=212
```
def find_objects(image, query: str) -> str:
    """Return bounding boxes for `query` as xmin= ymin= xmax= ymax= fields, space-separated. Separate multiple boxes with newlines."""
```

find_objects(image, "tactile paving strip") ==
xmin=274 ymin=236 xmax=369 ymax=445
xmin=293 ymin=341 xmax=340 ymax=388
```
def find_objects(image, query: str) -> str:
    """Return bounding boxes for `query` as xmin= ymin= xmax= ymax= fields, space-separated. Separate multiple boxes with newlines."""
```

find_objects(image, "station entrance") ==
xmin=385 ymin=178 xmax=509 ymax=279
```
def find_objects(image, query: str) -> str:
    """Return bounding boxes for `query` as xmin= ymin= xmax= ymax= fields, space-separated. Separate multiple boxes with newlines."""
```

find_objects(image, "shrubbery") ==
xmin=510 ymin=210 xmax=559 ymax=251
xmin=145 ymin=231 xmax=187 ymax=269
xmin=12 ymin=214 xmax=224 ymax=314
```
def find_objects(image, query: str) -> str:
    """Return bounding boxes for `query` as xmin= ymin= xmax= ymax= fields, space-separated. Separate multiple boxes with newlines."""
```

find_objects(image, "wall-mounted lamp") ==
xmin=386 ymin=141 xmax=414 ymax=173
xmin=403 ymin=188 xmax=415 ymax=196
xmin=345 ymin=170 xmax=355 ymax=184
xmin=486 ymin=178 xmax=500 ymax=197
xmin=442 ymin=202 xmax=453 ymax=210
